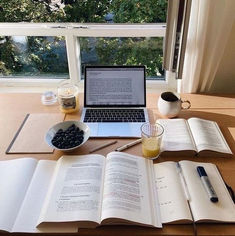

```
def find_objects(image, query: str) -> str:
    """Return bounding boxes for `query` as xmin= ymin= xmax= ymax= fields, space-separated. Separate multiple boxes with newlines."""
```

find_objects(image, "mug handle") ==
xmin=181 ymin=100 xmax=191 ymax=109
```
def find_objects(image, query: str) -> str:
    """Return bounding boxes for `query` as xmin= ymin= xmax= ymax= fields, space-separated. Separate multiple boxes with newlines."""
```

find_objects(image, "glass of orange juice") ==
xmin=141 ymin=122 xmax=164 ymax=159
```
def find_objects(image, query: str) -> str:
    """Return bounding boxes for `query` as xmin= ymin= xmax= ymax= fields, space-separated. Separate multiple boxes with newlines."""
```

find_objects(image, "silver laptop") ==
xmin=80 ymin=65 xmax=149 ymax=137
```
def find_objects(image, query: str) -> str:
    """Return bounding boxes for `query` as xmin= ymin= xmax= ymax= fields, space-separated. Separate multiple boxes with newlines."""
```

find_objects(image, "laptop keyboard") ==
xmin=84 ymin=109 xmax=146 ymax=122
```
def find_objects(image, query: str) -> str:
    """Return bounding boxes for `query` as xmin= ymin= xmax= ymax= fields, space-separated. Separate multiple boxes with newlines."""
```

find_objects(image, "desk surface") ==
xmin=0 ymin=93 xmax=235 ymax=236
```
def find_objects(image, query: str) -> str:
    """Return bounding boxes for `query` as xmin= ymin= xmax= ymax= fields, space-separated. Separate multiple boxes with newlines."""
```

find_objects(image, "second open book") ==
xmin=1 ymin=152 xmax=235 ymax=233
xmin=157 ymin=118 xmax=233 ymax=157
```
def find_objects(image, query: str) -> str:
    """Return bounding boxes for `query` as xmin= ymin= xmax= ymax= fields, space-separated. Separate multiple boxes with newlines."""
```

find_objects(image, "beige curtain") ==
xmin=180 ymin=0 xmax=235 ymax=93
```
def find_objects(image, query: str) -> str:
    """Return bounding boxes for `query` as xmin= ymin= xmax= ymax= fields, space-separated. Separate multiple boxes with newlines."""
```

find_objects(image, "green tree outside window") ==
xmin=0 ymin=0 xmax=167 ymax=78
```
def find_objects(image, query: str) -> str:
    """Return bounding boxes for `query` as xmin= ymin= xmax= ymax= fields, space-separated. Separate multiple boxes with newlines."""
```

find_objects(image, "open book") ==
xmin=0 ymin=153 xmax=235 ymax=233
xmin=154 ymin=160 xmax=235 ymax=224
xmin=157 ymin=118 xmax=233 ymax=157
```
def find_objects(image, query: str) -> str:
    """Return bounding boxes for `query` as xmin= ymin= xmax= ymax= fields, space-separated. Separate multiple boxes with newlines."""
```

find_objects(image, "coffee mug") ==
xmin=158 ymin=91 xmax=191 ymax=118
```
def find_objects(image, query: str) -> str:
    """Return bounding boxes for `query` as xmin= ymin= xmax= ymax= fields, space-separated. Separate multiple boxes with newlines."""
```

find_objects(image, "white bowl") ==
xmin=45 ymin=121 xmax=90 ymax=151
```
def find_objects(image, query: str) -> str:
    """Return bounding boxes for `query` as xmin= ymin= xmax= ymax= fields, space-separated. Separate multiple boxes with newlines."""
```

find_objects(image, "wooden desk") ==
xmin=0 ymin=93 xmax=235 ymax=235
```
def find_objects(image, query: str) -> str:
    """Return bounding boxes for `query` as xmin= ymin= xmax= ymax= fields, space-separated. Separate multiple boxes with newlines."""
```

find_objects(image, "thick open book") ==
xmin=157 ymin=118 xmax=233 ymax=157
xmin=0 ymin=153 xmax=235 ymax=233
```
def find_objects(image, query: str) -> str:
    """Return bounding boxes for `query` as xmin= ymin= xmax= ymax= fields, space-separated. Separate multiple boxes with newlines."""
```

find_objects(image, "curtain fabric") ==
xmin=180 ymin=0 xmax=235 ymax=93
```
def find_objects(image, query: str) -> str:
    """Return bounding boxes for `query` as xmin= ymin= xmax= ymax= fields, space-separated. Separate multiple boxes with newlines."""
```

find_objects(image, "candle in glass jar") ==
xmin=58 ymin=82 xmax=79 ymax=113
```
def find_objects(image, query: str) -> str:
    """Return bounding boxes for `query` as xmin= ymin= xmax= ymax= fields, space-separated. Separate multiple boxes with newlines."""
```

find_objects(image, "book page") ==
xmin=180 ymin=161 xmax=235 ymax=222
xmin=12 ymin=160 xmax=54 ymax=232
xmin=38 ymin=155 xmax=105 ymax=227
xmin=157 ymin=119 xmax=197 ymax=152
xmin=101 ymin=152 xmax=161 ymax=228
xmin=153 ymin=162 xmax=192 ymax=224
xmin=0 ymin=158 xmax=37 ymax=232
xmin=12 ymin=160 xmax=77 ymax=233
xmin=188 ymin=118 xmax=232 ymax=154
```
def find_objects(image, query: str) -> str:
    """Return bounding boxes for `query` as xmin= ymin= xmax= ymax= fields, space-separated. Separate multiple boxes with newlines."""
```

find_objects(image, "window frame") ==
xmin=0 ymin=23 xmax=176 ymax=92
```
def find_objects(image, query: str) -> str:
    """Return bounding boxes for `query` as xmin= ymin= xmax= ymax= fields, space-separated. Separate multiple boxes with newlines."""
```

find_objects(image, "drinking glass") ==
xmin=141 ymin=122 xmax=164 ymax=159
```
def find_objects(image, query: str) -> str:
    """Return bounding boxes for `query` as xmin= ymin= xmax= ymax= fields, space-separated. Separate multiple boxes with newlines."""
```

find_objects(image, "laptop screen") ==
xmin=84 ymin=66 xmax=146 ymax=107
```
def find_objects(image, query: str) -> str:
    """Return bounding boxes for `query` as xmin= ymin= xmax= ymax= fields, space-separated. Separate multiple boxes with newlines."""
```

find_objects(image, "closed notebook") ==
xmin=6 ymin=113 xmax=65 ymax=154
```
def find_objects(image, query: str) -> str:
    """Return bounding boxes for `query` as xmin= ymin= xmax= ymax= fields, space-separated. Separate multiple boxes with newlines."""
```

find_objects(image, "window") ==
xmin=0 ymin=36 xmax=69 ymax=78
xmin=0 ymin=0 xmax=176 ymax=92
xmin=80 ymin=37 xmax=164 ymax=80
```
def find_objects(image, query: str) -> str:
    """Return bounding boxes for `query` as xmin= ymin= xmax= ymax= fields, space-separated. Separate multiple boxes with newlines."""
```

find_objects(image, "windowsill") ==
xmin=0 ymin=71 xmax=177 ymax=93
xmin=0 ymin=72 xmax=177 ymax=94
xmin=0 ymin=86 xmax=171 ymax=94
xmin=0 ymin=84 xmax=176 ymax=94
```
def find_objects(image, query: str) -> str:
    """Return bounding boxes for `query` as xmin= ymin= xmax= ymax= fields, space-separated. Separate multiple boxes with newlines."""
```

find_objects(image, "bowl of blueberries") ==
xmin=45 ymin=121 xmax=90 ymax=151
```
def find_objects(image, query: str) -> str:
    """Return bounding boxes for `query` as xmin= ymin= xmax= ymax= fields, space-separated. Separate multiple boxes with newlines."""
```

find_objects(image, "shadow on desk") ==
xmin=77 ymin=224 xmax=194 ymax=236
xmin=0 ymin=224 xmax=193 ymax=236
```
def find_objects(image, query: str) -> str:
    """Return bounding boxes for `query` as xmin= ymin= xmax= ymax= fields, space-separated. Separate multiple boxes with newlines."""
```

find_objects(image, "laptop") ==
xmin=80 ymin=65 xmax=149 ymax=137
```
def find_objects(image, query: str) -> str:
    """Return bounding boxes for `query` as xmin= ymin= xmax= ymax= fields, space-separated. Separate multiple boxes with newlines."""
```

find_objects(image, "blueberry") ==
xmin=57 ymin=129 xmax=63 ymax=133
xmin=78 ymin=130 xmax=84 ymax=136
xmin=75 ymin=127 xmax=80 ymax=132
xmin=67 ymin=124 xmax=76 ymax=132
xmin=52 ymin=140 xmax=58 ymax=146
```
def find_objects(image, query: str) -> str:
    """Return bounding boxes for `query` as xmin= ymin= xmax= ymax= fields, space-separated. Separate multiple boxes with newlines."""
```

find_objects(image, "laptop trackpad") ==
xmin=98 ymin=123 xmax=130 ymax=137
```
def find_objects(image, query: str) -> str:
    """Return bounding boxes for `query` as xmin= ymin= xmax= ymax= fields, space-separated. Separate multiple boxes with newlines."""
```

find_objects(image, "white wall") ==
xmin=210 ymin=21 xmax=235 ymax=94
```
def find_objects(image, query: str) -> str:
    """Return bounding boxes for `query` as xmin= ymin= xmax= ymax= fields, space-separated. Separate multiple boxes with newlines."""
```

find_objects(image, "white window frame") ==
xmin=0 ymin=23 xmax=176 ymax=92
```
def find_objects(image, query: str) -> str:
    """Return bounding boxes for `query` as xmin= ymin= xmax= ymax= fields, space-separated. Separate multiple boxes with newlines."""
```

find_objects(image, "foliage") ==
xmin=0 ymin=36 xmax=21 ymax=75
xmin=63 ymin=0 xmax=111 ymax=23
xmin=0 ymin=0 xmax=66 ymax=76
xmin=24 ymin=36 xmax=68 ymax=75
xmin=90 ymin=37 xmax=164 ymax=76
xmin=0 ymin=0 xmax=167 ymax=77
xmin=0 ymin=0 xmax=65 ymax=22
xmin=110 ymin=0 xmax=167 ymax=23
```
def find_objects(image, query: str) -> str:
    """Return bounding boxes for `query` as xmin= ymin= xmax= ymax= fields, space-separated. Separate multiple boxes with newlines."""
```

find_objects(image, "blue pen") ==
xmin=197 ymin=166 xmax=219 ymax=203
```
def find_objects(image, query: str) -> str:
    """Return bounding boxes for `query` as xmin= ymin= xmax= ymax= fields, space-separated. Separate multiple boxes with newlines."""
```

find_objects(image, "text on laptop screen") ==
xmin=85 ymin=66 xmax=146 ymax=107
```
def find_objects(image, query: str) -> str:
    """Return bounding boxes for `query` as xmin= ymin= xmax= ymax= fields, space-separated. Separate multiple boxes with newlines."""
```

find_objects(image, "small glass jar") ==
xmin=57 ymin=81 xmax=79 ymax=113
xmin=41 ymin=91 xmax=57 ymax=105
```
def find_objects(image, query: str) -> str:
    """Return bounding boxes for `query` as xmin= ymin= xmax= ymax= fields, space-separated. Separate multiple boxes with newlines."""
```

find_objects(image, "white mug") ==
xmin=158 ymin=91 xmax=191 ymax=118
